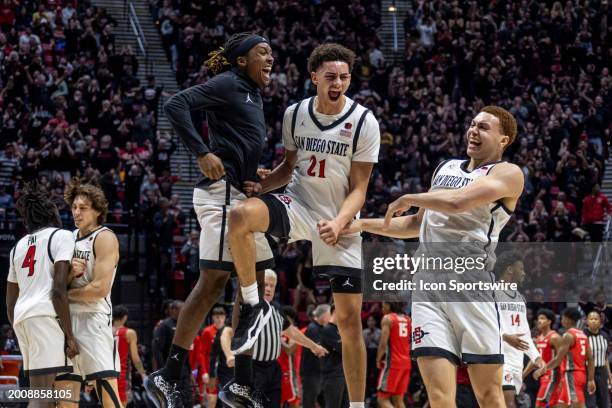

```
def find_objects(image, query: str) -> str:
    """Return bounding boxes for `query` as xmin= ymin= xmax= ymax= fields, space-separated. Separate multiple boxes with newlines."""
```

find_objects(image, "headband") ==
xmin=226 ymin=34 xmax=270 ymax=61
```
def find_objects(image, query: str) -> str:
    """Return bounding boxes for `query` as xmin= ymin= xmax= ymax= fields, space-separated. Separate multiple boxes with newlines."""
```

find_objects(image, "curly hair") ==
xmin=16 ymin=182 xmax=61 ymax=233
xmin=63 ymin=178 xmax=108 ymax=225
xmin=308 ymin=43 xmax=356 ymax=73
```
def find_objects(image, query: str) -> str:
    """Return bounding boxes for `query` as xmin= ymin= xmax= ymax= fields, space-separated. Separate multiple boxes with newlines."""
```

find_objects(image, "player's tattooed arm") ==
xmin=68 ymin=231 xmax=119 ymax=302
xmin=384 ymin=162 xmax=524 ymax=227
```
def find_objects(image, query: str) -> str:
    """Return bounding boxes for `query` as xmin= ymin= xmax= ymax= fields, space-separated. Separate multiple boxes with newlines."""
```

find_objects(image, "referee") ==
xmin=584 ymin=311 xmax=611 ymax=408
xmin=221 ymin=270 xmax=328 ymax=408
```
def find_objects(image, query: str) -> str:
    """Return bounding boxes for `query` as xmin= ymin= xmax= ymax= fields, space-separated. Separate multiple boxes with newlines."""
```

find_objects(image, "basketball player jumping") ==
xmin=225 ymin=43 xmax=380 ymax=408
xmin=59 ymin=179 xmax=121 ymax=408
xmin=145 ymin=32 xmax=275 ymax=408
xmin=7 ymin=183 xmax=79 ymax=407
xmin=343 ymin=106 xmax=523 ymax=407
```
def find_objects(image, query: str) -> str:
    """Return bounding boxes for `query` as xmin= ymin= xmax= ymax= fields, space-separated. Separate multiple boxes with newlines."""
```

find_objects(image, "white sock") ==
xmin=240 ymin=282 xmax=259 ymax=306
xmin=349 ymin=403 xmax=365 ymax=408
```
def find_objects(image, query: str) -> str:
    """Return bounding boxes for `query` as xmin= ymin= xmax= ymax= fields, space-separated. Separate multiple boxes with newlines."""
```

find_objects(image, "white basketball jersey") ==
xmin=497 ymin=290 xmax=539 ymax=368
xmin=7 ymin=227 xmax=75 ymax=324
xmin=282 ymin=96 xmax=380 ymax=220
xmin=69 ymin=226 xmax=116 ymax=314
xmin=421 ymin=159 xmax=512 ymax=244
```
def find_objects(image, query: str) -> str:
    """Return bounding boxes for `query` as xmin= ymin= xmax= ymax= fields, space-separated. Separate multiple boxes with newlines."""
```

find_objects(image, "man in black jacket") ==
xmin=321 ymin=305 xmax=349 ymax=408
xmin=145 ymin=32 xmax=275 ymax=408
xmin=301 ymin=304 xmax=331 ymax=408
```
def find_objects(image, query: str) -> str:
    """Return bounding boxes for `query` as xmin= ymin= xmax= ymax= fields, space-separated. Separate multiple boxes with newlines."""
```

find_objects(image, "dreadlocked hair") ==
xmin=204 ymin=32 xmax=254 ymax=75
xmin=16 ymin=182 xmax=61 ymax=233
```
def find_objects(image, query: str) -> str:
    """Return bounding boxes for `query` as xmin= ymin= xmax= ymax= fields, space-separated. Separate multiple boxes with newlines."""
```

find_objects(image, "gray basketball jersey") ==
xmin=420 ymin=159 xmax=512 ymax=245
xmin=70 ymin=226 xmax=116 ymax=314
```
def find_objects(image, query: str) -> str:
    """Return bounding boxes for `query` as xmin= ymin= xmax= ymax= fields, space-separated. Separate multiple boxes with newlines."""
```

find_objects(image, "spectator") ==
xmin=581 ymin=184 xmax=612 ymax=241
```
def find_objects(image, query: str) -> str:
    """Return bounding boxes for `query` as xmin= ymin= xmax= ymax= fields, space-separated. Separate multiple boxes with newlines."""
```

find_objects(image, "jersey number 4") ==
xmin=22 ymin=245 xmax=37 ymax=276
xmin=307 ymin=155 xmax=326 ymax=178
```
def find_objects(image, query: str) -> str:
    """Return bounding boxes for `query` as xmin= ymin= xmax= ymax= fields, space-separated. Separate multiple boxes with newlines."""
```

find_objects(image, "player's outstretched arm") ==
xmin=68 ymin=230 xmax=119 ymax=302
xmin=283 ymin=324 xmax=328 ymax=357
xmin=342 ymin=208 xmax=424 ymax=239
xmin=384 ymin=163 xmax=524 ymax=226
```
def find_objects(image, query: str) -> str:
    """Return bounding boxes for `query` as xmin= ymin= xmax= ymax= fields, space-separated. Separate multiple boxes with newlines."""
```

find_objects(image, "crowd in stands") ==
xmin=148 ymin=0 xmax=611 ymax=318
xmin=0 ymin=0 xmax=186 ymax=293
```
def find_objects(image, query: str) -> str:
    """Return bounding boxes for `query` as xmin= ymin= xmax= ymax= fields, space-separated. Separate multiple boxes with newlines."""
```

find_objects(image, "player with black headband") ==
xmin=144 ymin=32 xmax=274 ymax=408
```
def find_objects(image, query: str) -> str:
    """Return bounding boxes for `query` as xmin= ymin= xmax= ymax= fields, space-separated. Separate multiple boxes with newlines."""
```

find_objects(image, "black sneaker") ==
xmin=144 ymin=370 xmax=184 ymax=408
xmin=218 ymin=380 xmax=265 ymax=408
xmin=231 ymin=300 xmax=272 ymax=355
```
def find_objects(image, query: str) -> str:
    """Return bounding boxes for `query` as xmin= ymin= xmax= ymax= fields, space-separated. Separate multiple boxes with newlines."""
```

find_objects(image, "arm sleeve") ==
xmin=7 ymin=246 xmax=17 ymax=283
xmin=50 ymin=229 xmax=75 ymax=263
xmin=353 ymin=112 xmax=380 ymax=163
xmin=281 ymin=103 xmax=298 ymax=152
xmin=163 ymin=77 xmax=232 ymax=157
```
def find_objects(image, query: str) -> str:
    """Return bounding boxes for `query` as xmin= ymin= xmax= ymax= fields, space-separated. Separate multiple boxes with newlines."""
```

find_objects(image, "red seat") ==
xmin=0 ymin=355 xmax=22 ymax=384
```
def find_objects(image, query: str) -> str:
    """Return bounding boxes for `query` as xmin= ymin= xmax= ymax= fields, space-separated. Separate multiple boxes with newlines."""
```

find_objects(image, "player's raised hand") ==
xmin=243 ymin=181 xmax=262 ymax=197
xmin=317 ymin=219 xmax=342 ymax=246
xmin=197 ymin=152 xmax=225 ymax=180
xmin=503 ymin=333 xmax=529 ymax=351
xmin=66 ymin=336 xmax=80 ymax=359
xmin=384 ymin=196 xmax=412 ymax=228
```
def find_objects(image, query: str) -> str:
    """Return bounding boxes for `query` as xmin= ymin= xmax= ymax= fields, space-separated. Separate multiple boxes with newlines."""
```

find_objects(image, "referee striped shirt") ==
xmin=253 ymin=302 xmax=290 ymax=362
xmin=585 ymin=329 xmax=610 ymax=367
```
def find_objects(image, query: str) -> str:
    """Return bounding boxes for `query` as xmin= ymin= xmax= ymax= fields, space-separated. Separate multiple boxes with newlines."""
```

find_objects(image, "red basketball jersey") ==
xmin=114 ymin=326 xmax=130 ymax=378
xmin=561 ymin=328 xmax=588 ymax=373
xmin=536 ymin=330 xmax=558 ymax=381
xmin=385 ymin=313 xmax=411 ymax=369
